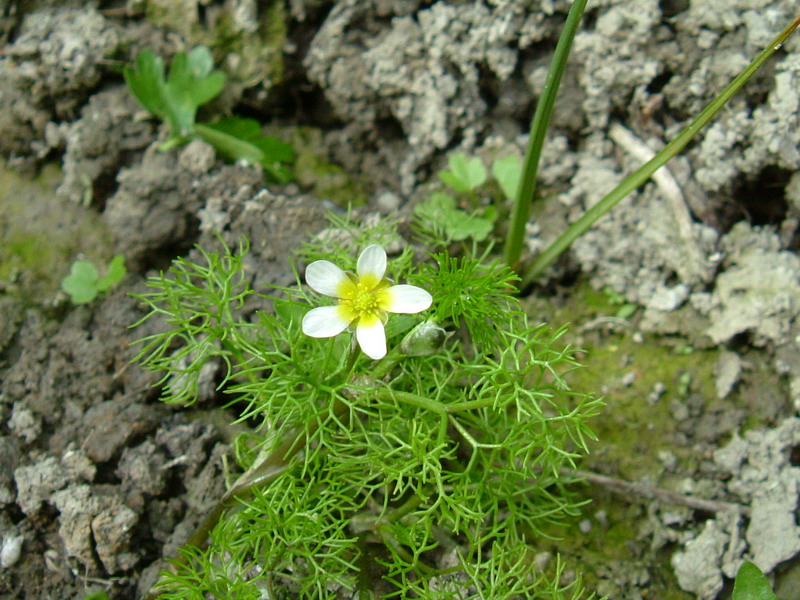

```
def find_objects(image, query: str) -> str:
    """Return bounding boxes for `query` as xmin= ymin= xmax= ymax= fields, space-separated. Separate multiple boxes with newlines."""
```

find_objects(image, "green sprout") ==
xmin=732 ymin=561 xmax=778 ymax=600
xmin=124 ymin=46 xmax=225 ymax=146
xmin=439 ymin=152 xmax=487 ymax=193
xmin=413 ymin=192 xmax=494 ymax=243
xmin=61 ymin=254 xmax=126 ymax=305
xmin=124 ymin=46 xmax=294 ymax=182
xmin=415 ymin=152 xmax=522 ymax=245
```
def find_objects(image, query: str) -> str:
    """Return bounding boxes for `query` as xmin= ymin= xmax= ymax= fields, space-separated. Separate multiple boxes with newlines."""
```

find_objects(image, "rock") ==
xmin=81 ymin=398 xmax=160 ymax=464
xmin=714 ymin=351 xmax=743 ymax=400
xmin=0 ymin=534 xmax=23 ymax=569
xmin=51 ymin=484 xmax=140 ymax=574
xmin=706 ymin=223 xmax=800 ymax=346
xmin=8 ymin=404 xmax=41 ymax=443
xmin=92 ymin=504 xmax=139 ymax=573
xmin=712 ymin=418 xmax=800 ymax=573
xmin=117 ymin=440 xmax=167 ymax=511
xmin=13 ymin=456 xmax=68 ymax=516
xmin=0 ymin=437 xmax=21 ymax=505
xmin=56 ymin=86 xmax=152 ymax=203
xmin=178 ymin=139 xmax=217 ymax=175
xmin=672 ymin=519 xmax=727 ymax=599
xmin=50 ymin=485 xmax=99 ymax=569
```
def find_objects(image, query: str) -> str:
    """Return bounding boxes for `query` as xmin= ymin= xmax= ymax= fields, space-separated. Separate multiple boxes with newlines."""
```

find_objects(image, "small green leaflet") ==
xmin=732 ymin=562 xmax=779 ymax=600
xmin=124 ymin=47 xmax=294 ymax=182
xmin=62 ymin=255 xmax=127 ymax=305
xmin=491 ymin=154 xmax=523 ymax=201
xmin=439 ymin=152 xmax=487 ymax=193
xmin=414 ymin=192 xmax=494 ymax=242
xmin=196 ymin=118 xmax=294 ymax=183
xmin=124 ymin=46 xmax=225 ymax=142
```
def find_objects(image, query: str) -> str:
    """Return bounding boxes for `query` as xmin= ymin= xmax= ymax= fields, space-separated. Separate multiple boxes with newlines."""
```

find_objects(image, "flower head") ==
xmin=301 ymin=245 xmax=432 ymax=359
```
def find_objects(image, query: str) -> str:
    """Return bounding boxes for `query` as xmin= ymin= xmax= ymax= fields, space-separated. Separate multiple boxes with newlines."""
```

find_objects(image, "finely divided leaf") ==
xmin=414 ymin=192 xmax=493 ymax=242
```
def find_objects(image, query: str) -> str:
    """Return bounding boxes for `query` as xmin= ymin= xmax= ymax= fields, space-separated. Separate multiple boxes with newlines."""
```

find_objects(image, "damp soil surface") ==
xmin=3 ymin=2 xmax=800 ymax=599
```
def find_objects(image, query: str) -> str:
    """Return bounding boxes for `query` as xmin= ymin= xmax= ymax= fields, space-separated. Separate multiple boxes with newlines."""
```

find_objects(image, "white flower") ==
xmin=301 ymin=245 xmax=433 ymax=359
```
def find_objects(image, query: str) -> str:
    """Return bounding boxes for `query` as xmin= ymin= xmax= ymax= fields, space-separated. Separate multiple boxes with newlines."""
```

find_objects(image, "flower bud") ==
xmin=399 ymin=321 xmax=447 ymax=356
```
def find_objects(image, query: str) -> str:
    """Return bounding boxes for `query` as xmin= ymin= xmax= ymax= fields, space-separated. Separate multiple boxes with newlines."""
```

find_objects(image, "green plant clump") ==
xmin=124 ymin=46 xmax=294 ymax=182
xmin=132 ymin=216 xmax=602 ymax=599
xmin=61 ymin=254 xmax=126 ymax=304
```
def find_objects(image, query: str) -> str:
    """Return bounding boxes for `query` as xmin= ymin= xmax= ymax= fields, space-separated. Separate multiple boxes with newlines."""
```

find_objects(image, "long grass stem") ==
xmin=522 ymin=13 xmax=800 ymax=286
xmin=503 ymin=0 xmax=590 ymax=269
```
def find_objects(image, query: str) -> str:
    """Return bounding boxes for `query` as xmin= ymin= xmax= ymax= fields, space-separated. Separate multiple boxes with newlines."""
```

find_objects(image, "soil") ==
xmin=1 ymin=1 xmax=800 ymax=599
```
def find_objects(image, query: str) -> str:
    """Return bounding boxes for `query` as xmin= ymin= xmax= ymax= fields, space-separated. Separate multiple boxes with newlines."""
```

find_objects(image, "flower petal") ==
xmin=382 ymin=285 xmax=432 ymax=314
xmin=305 ymin=260 xmax=350 ymax=297
xmin=302 ymin=306 xmax=351 ymax=338
xmin=356 ymin=245 xmax=387 ymax=282
xmin=356 ymin=315 xmax=387 ymax=359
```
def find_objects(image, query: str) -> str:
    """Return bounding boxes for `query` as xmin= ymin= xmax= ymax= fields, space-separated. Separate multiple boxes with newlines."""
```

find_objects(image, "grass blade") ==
xmin=504 ymin=0 xmax=590 ymax=270
xmin=522 ymin=13 xmax=800 ymax=287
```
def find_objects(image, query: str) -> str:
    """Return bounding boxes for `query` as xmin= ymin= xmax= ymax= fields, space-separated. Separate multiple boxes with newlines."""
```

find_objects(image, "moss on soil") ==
xmin=0 ymin=162 xmax=114 ymax=303
xmin=525 ymin=282 xmax=723 ymax=598
xmin=288 ymin=127 xmax=369 ymax=207
xmin=142 ymin=0 xmax=287 ymax=89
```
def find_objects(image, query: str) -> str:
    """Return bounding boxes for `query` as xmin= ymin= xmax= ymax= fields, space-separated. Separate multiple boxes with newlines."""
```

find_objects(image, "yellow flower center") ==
xmin=336 ymin=273 xmax=390 ymax=325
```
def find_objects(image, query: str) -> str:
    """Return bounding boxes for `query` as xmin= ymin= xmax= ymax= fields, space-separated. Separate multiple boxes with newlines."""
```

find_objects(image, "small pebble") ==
xmin=0 ymin=535 xmax=23 ymax=568
xmin=648 ymin=381 xmax=666 ymax=405
xmin=376 ymin=191 xmax=401 ymax=214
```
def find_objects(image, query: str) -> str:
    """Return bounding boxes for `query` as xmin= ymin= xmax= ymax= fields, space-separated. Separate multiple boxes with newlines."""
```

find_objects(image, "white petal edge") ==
xmin=305 ymin=260 xmax=349 ymax=297
xmin=383 ymin=285 xmax=432 ymax=314
xmin=302 ymin=306 xmax=351 ymax=338
xmin=356 ymin=318 xmax=387 ymax=360
xmin=356 ymin=245 xmax=387 ymax=281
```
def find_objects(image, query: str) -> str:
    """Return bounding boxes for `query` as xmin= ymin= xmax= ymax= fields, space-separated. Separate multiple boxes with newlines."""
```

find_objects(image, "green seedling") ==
xmin=124 ymin=47 xmax=294 ymax=182
xmin=413 ymin=192 xmax=494 ymax=243
xmin=416 ymin=153 xmax=522 ymax=245
xmin=124 ymin=46 xmax=225 ymax=147
xmin=61 ymin=255 xmax=126 ymax=304
xmin=439 ymin=152 xmax=487 ymax=193
xmin=195 ymin=117 xmax=294 ymax=183
xmin=602 ymin=286 xmax=638 ymax=320
xmin=733 ymin=561 xmax=779 ymax=600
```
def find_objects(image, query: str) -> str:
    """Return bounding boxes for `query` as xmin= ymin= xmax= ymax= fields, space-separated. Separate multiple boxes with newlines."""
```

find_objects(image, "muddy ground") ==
xmin=2 ymin=1 xmax=800 ymax=599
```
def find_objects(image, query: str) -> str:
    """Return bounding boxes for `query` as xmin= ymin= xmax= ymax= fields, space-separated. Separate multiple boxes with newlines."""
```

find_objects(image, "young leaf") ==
xmin=732 ymin=562 xmax=778 ymax=600
xmin=414 ymin=192 xmax=493 ymax=242
xmin=439 ymin=152 xmax=487 ymax=193
xmin=196 ymin=118 xmax=294 ymax=183
xmin=96 ymin=254 xmax=127 ymax=292
xmin=492 ymin=154 xmax=522 ymax=201
xmin=165 ymin=47 xmax=225 ymax=137
xmin=123 ymin=49 xmax=170 ymax=120
xmin=124 ymin=46 xmax=225 ymax=142
xmin=62 ymin=260 xmax=101 ymax=304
